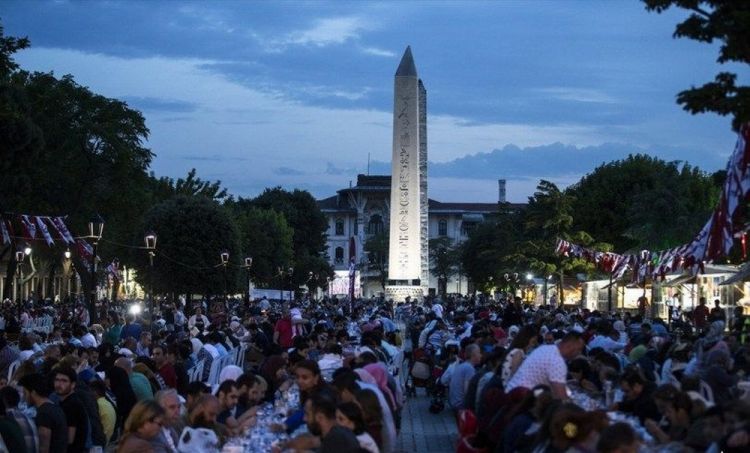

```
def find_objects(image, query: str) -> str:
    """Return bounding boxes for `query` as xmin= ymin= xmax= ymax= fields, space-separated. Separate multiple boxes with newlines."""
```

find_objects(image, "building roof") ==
xmin=428 ymin=200 xmax=500 ymax=214
xmin=317 ymin=174 xmax=526 ymax=214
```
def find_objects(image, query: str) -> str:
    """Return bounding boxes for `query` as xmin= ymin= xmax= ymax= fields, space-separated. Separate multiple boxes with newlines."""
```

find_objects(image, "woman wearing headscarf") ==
xmin=363 ymin=363 xmax=398 ymax=414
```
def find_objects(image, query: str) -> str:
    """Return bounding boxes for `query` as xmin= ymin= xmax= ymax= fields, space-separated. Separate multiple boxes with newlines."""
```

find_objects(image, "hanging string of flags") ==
xmin=556 ymin=123 xmax=750 ymax=282
xmin=1 ymin=214 xmax=76 ymax=246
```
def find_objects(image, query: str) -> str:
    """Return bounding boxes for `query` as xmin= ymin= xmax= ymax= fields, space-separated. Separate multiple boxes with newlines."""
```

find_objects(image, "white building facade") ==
xmin=318 ymin=175 xmax=523 ymax=298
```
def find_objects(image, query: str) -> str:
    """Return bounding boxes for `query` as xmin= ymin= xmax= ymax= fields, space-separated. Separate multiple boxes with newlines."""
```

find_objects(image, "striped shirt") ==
xmin=7 ymin=407 xmax=39 ymax=453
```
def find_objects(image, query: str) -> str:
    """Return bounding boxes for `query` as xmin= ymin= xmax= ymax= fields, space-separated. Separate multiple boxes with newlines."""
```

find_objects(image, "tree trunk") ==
xmin=558 ymin=270 xmax=565 ymax=305
xmin=3 ymin=247 xmax=18 ymax=301
xmin=45 ymin=260 xmax=58 ymax=301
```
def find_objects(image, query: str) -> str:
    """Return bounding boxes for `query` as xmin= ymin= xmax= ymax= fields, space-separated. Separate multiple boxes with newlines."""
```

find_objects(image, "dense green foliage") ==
xmin=644 ymin=0 xmax=750 ymax=129
xmin=0 ymin=25 xmax=332 ymax=299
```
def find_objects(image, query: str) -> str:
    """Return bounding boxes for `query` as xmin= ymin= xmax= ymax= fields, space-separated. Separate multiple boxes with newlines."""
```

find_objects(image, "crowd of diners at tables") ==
xmin=0 ymin=292 xmax=746 ymax=453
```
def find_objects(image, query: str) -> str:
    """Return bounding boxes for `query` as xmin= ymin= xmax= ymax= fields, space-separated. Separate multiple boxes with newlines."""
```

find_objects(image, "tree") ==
xmin=429 ymin=237 xmax=459 ymax=296
xmin=135 ymin=196 xmax=242 ymax=296
xmin=1 ymin=25 xmax=153 ymax=300
xmin=0 ymin=23 xmax=29 ymax=79
xmin=518 ymin=180 xmax=607 ymax=302
xmin=568 ymin=155 xmax=719 ymax=251
xmin=364 ymin=232 xmax=389 ymax=291
xmin=242 ymin=188 xmax=330 ymax=289
xmin=644 ymin=0 xmax=750 ymax=129
xmin=234 ymin=207 xmax=293 ymax=286
xmin=147 ymin=168 xmax=228 ymax=203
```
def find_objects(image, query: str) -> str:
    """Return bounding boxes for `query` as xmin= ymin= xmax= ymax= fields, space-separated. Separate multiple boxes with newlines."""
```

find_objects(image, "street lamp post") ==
xmin=15 ymin=248 xmax=25 ymax=319
xmin=243 ymin=257 xmax=253 ymax=305
xmin=87 ymin=214 xmax=104 ymax=324
xmin=64 ymin=249 xmax=72 ymax=299
xmin=144 ymin=232 xmax=157 ymax=329
xmin=287 ymin=267 xmax=294 ymax=303
xmin=220 ymin=250 xmax=230 ymax=308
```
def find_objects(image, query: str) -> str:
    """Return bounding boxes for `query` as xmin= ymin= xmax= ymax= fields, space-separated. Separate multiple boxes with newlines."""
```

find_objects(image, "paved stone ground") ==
xmin=395 ymin=388 xmax=458 ymax=453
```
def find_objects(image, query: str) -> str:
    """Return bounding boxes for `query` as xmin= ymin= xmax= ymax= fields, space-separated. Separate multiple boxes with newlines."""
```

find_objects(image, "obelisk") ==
xmin=386 ymin=46 xmax=427 ymax=302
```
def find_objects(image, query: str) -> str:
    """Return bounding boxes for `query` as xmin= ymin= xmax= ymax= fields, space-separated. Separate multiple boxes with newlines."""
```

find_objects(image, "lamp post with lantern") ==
xmin=63 ymin=249 xmax=72 ymax=299
xmin=144 ymin=231 xmax=157 ymax=327
xmin=87 ymin=214 xmax=104 ymax=323
xmin=220 ymin=250 xmax=230 ymax=307
xmin=15 ymin=247 xmax=27 ymax=319
xmin=242 ymin=257 xmax=253 ymax=304
xmin=287 ymin=267 xmax=294 ymax=303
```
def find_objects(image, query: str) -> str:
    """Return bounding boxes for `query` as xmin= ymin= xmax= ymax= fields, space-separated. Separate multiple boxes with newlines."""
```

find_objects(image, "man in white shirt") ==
xmin=505 ymin=331 xmax=584 ymax=400
xmin=188 ymin=307 xmax=210 ymax=332
xmin=80 ymin=327 xmax=98 ymax=348
xmin=587 ymin=324 xmax=626 ymax=353
xmin=174 ymin=308 xmax=186 ymax=332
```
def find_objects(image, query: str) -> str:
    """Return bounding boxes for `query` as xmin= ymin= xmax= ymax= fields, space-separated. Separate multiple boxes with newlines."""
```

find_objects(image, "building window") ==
xmin=335 ymin=218 xmax=344 ymax=236
xmin=461 ymin=222 xmax=477 ymax=236
xmin=335 ymin=247 xmax=344 ymax=264
xmin=368 ymin=215 xmax=384 ymax=235
xmin=438 ymin=219 xmax=447 ymax=236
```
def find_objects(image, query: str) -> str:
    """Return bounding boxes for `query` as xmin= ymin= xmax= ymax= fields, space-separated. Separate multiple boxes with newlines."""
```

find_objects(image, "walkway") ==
xmin=395 ymin=388 xmax=458 ymax=453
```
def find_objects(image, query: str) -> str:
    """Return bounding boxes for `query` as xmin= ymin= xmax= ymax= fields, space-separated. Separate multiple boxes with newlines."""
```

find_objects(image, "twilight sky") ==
xmin=2 ymin=0 xmax=747 ymax=202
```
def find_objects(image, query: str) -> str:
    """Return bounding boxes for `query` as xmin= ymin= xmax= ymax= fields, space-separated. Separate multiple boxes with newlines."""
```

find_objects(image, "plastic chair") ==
xmin=699 ymin=380 xmax=715 ymax=404
xmin=7 ymin=360 xmax=20 ymax=382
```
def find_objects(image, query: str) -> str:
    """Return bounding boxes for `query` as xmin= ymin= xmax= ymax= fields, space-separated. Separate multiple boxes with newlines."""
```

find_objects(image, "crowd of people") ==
xmin=0 ymin=291 xmax=746 ymax=453
xmin=0 ymin=295 xmax=407 ymax=453
xmin=403 ymin=295 xmax=750 ymax=452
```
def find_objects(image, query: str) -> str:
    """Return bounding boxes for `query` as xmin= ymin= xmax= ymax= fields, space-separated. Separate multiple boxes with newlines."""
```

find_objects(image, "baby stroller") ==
xmin=428 ymin=363 xmax=447 ymax=413
xmin=406 ymin=347 xmax=433 ymax=397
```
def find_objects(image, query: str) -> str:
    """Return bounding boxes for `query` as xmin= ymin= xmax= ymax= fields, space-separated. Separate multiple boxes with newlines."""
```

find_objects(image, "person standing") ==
xmin=693 ymin=297 xmax=710 ymax=332
xmin=710 ymin=299 xmax=726 ymax=323
xmin=19 ymin=373 xmax=68 ymax=453
xmin=53 ymin=367 xmax=90 ymax=453
xmin=447 ymin=344 xmax=482 ymax=411
xmin=0 ymin=386 xmax=39 ymax=453
xmin=274 ymin=308 xmax=294 ymax=349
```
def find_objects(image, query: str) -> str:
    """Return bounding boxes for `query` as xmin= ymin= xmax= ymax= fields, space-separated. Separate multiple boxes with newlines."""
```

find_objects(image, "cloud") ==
xmin=298 ymin=85 xmax=371 ymax=101
xmin=122 ymin=96 xmax=198 ymax=113
xmin=181 ymin=155 xmax=249 ymax=162
xmin=424 ymin=141 xmax=723 ymax=181
xmin=325 ymin=162 xmax=359 ymax=175
xmin=14 ymin=47 xmax=731 ymax=205
xmin=273 ymin=166 xmax=306 ymax=176
xmin=361 ymin=46 xmax=396 ymax=57
xmin=534 ymin=87 xmax=618 ymax=104
xmin=265 ymin=16 xmax=367 ymax=52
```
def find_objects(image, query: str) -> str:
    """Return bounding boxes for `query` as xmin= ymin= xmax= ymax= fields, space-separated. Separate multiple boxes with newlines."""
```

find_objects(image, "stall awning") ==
xmin=664 ymin=274 xmax=697 ymax=287
xmin=720 ymin=264 xmax=750 ymax=285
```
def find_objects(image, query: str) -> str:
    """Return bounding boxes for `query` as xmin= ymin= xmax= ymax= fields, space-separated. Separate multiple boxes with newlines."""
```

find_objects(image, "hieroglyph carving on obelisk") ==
xmin=388 ymin=46 xmax=424 ymax=287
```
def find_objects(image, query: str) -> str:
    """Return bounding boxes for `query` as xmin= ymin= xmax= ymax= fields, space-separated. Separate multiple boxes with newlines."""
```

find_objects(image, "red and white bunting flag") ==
xmin=50 ymin=217 xmax=75 ymax=244
xmin=0 ymin=220 xmax=10 ymax=245
xmin=76 ymin=239 xmax=94 ymax=265
xmin=106 ymin=260 xmax=120 ymax=281
xmin=20 ymin=215 xmax=37 ymax=239
xmin=36 ymin=216 xmax=55 ymax=246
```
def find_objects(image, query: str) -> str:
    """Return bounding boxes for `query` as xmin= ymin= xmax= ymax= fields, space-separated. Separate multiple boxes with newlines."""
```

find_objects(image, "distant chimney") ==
xmin=498 ymin=179 xmax=506 ymax=203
